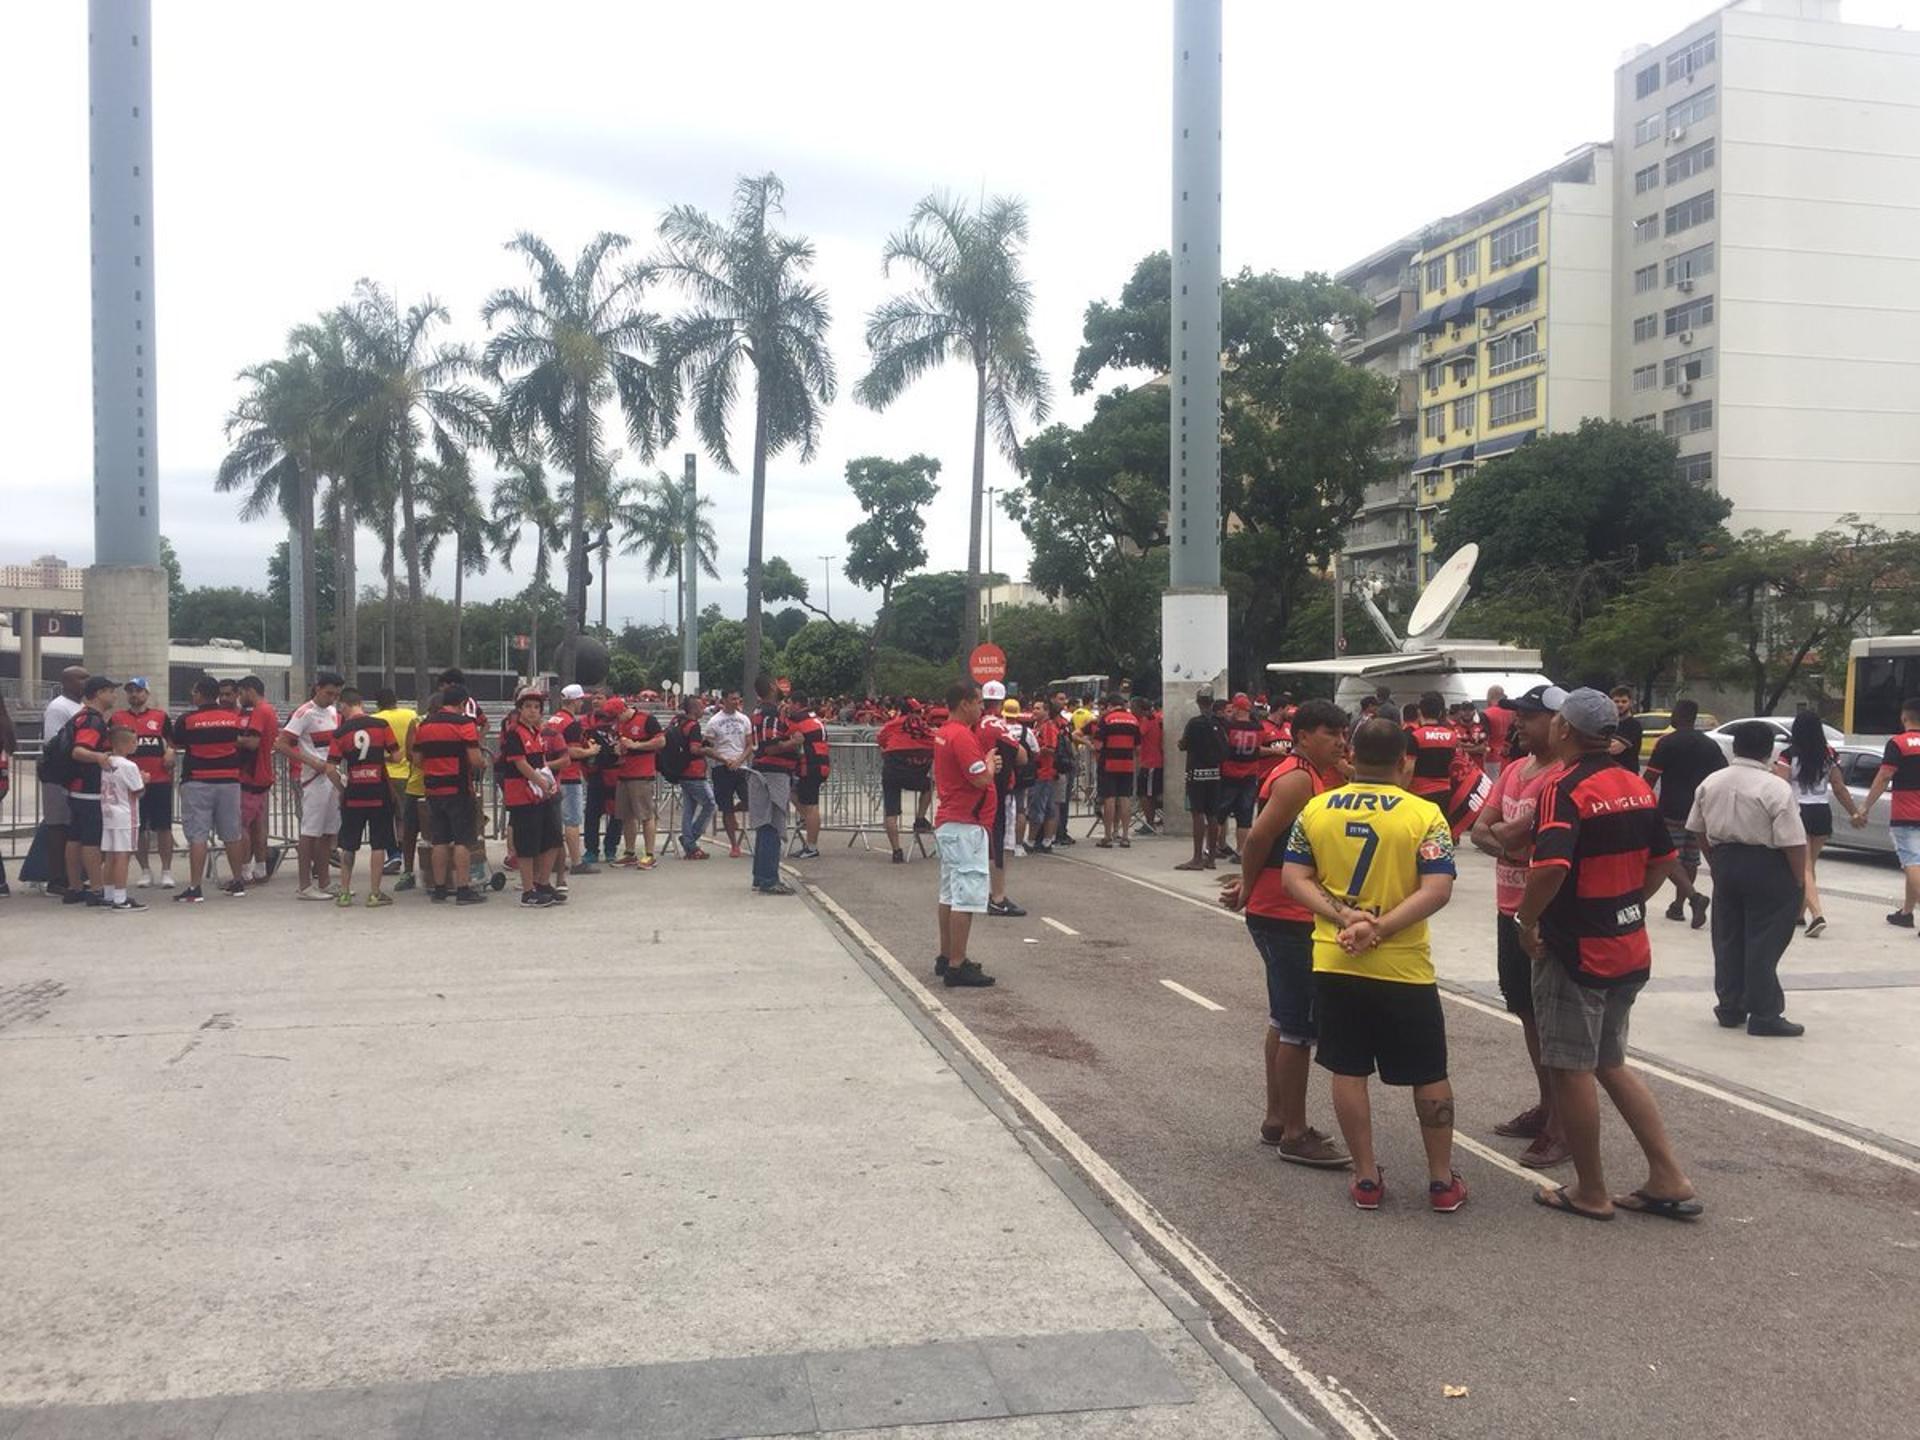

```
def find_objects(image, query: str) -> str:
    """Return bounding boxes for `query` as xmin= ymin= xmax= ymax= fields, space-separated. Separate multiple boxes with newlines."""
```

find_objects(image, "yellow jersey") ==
xmin=374 ymin=706 xmax=418 ymax=788
xmin=1282 ymin=782 xmax=1455 ymax=985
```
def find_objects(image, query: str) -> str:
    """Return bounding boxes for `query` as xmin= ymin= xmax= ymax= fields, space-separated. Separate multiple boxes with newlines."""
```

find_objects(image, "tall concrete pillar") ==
xmin=681 ymin=453 xmax=701 ymax=695
xmin=1162 ymin=0 xmax=1228 ymax=815
xmin=84 ymin=0 xmax=170 ymax=694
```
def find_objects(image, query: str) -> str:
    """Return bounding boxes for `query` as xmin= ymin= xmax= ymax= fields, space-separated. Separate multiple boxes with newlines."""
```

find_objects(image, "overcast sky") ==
xmin=2 ymin=0 xmax=1906 ymax=626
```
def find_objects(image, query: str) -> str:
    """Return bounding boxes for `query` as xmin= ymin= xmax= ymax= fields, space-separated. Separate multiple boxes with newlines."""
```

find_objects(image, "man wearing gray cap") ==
xmin=1516 ymin=687 xmax=1702 ymax=1222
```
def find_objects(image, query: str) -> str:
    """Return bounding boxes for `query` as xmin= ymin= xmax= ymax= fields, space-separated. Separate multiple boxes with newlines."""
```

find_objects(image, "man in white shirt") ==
xmin=278 ymin=671 xmax=344 ymax=899
xmin=1687 ymin=720 xmax=1808 ymax=1038
xmin=39 ymin=666 xmax=88 ymax=894
xmin=701 ymin=691 xmax=753 ymax=859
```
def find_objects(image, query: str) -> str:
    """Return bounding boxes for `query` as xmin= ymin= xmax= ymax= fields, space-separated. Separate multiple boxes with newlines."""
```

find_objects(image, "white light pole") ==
xmin=818 ymin=555 xmax=836 ymax=617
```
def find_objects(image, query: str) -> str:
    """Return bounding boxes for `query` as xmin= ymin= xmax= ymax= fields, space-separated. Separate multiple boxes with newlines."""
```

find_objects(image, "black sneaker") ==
xmin=891 ymin=849 xmax=905 ymax=864
xmin=1889 ymin=910 xmax=1915 ymax=929
xmin=1054 ymin=835 xmax=1076 ymax=848
xmin=521 ymin=890 xmax=553 ymax=908
xmin=429 ymin=887 xmax=450 ymax=904
xmin=988 ymin=898 xmax=1027 ymax=918
xmin=455 ymin=887 xmax=486 ymax=905
xmin=174 ymin=886 xmax=205 ymax=904
xmin=539 ymin=885 xmax=567 ymax=905
xmin=225 ymin=880 xmax=247 ymax=898
xmin=753 ymin=882 xmax=796 ymax=896
xmin=1664 ymin=898 xmax=1686 ymax=922
xmin=86 ymin=892 xmax=113 ymax=909
xmin=934 ymin=954 xmax=950 ymax=977
xmin=943 ymin=960 xmax=996 ymax=988
xmin=113 ymin=897 xmax=149 ymax=913
xmin=63 ymin=887 xmax=93 ymax=906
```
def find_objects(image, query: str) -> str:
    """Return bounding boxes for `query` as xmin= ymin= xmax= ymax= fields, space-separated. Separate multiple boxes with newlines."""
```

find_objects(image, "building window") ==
xmin=1633 ymin=214 xmax=1659 ymax=245
xmin=1452 ymin=395 xmax=1476 ymax=430
xmin=1664 ymin=294 xmax=1714 ymax=334
xmin=1634 ymin=164 xmax=1660 ymax=195
xmin=1488 ymin=212 xmax=1540 ymax=269
xmin=1667 ymin=85 xmax=1716 ymax=130
xmin=1632 ymin=363 xmax=1658 ymax=393
xmin=1453 ymin=244 xmax=1478 ymax=283
xmin=1487 ymin=325 xmax=1539 ymax=375
xmin=1633 ymin=264 xmax=1658 ymax=294
xmin=1666 ymin=33 xmax=1716 ymax=84
xmin=1666 ymin=137 xmax=1715 ymax=185
xmin=1635 ymin=63 xmax=1662 ymax=100
xmin=1488 ymin=293 xmax=1537 ymax=326
xmin=1451 ymin=356 xmax=1475 ymax=385
xmin=1423 ymin=360 xmax=1443 ymax=392
xmin=1665 ymin=190 xmax=1715 ymax=236
xmin=1634 ymin=113 xmax=1663 ymax=147
xmin=1665 ymin=244 xmax=1714 ymax=286
xmin=1632 ymin=314 xmax=1658 ymax=343
xmin=1663 ymin=399 xmax=1714 ymax=437
xmin=1487 ymin=376 xmax=1538 ymax=426
xmin=1662 ymin=347 xmax=1714 ymax=387
xmin=1677 ymin=451 xmax=1714 ymax=484
xmin=1424 ymin=256 xmax=1447 ymax=293
xmin=1423 ymin=405 xmax=1447 ymax=440
xmin=1632 ymin=414 xmax=1658 ymax=430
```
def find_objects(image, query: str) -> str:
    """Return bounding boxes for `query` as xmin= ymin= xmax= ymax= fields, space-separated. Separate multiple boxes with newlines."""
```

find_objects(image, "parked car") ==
xmin=1633 ymin=709 xmax=1719 ymax=761
xmin=1825 ymin=744 xmax=1897 ymax=857
xmin=1705 ymin=715 xmax=1843 ymax=761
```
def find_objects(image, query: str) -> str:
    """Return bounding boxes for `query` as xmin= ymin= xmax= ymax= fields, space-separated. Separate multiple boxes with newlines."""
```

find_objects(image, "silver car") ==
xmin=1824 ymin=744 xmax=1895 ymax=857
xmin=1705 ymin=716 xmax=1844 ymax=761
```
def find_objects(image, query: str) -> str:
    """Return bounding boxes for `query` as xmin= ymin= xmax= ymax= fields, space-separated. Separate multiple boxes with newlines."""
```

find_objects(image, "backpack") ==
xmin=658 ymin=717 xmax=692 ymax=783
xmin=37 ymin=713 xmax=82 ymax=787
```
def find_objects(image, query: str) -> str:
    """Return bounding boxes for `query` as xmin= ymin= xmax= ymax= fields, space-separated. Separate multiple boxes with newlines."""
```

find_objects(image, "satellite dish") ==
xmin=1403 ymin=544 xmax=1479 ymax=648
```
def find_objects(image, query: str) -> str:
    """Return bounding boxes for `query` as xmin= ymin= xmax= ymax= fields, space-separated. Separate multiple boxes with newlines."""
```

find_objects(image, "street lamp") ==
xmin=818 ymin=555 xmax=836 ymax=617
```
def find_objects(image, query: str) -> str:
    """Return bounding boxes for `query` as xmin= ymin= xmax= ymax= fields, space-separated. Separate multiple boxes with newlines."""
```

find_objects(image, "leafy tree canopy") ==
xmin=781 ymin=620 xmax=871 ymax=698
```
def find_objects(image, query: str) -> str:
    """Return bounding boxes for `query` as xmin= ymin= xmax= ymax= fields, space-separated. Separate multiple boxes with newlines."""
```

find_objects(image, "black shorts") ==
xmin=508 ymin=801 xmax=562 ymax=858
xmin=339 ymin=805 xmax=397 ymax=854
xmin=795 ymin=774 xmax=824 ymax=807
xmin=711 ymin=766 xmax=748 ymax=814
xmin=69 ymin=796 xmax=104 ymax=847
xmin=1186 ymin=778 xmax=1220 ymax=815
xmin=1215 ymin=775 xmax=1257 ymax=828
xmin=1313 ymin=972 xmax=1448 ymax=1087
xmin=1097 ymin=769 xmax=1134 ymax=801
xmin=425 ymin=792 xmax=477 ymax=848
xmin=1800 ymin=802 xmax=1833 ymax=839
xmin=1135 ymin=767 xmax=1164 ymax=800
xmin=881 ymin=760 xmax=930 ymax=818
xmin=1496 ymin=912 xmax=1534 ymax=1017
xmin=139 ymin=782 xmax=174 ymax=832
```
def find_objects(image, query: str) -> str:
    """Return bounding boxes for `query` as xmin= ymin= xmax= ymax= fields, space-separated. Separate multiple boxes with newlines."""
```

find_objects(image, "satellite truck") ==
xmin=1267 ymin=544 xmax=1550 ymax=714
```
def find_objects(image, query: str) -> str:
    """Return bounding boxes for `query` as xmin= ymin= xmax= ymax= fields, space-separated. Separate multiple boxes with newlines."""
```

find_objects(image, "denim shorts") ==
xmin=936 ymin=822 xmax=989 ymax=913
xmin=560 ymin=781 xmax=585 ymax=829
xmin=1247 ymin=916 xmax=1316 ymax=1043
xmin=1025 ymin=779 xmax=1056 ymax=822
xmin=1895 ymin=825 xmax=1920 ymax=870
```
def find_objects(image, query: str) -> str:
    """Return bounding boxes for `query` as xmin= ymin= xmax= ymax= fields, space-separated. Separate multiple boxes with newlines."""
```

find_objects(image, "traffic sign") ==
xmin=968 ymin=643 xmax=1007 ymax=684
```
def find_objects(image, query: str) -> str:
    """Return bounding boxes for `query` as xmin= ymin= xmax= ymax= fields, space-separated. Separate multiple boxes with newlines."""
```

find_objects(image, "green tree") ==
xmin=988 ymin=603 xmax=1080 ymax=695
xmin=768 ymin=607 xmax=809 ymax=648
xmin=842 ymin=453 xmax=941 ymax=692
xmin=174 ymin=586 xmax=278 ymax=650
xmin=159 ymin=536 xmax=186 ymax=612
xmin=489 ymin=456 xmax=564 ymax=670
xmin=268 ymin=533 xmax=338 ymax=659
xmin=615 ymin=470 xmax=720 ymax=652
xmin=883 ymin=570 xmax=972 ymax=663
xmin=654 ymin=174 xmax=836 ymax=691
xmin=417 ymin=444 xmax=496 ymax=675
xmin=698 ymin=618 xmax=749 ymax=694
xmin=759 ymin=554 xmax=836 ymax=626
xmin=482 ymin=231 xmax=676 ymax=684
xmin=857 ymin=194 xmax=1049 ymax=659
xmin=781 ymin=620 xmax=871 ymax=699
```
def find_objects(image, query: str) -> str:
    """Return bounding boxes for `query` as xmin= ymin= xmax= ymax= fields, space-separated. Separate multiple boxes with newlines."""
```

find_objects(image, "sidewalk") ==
xmin=1061 ymin=823 xmax=1920 ymax=1151
xmin=0 ymin=862 xmax=1290 ymax=1438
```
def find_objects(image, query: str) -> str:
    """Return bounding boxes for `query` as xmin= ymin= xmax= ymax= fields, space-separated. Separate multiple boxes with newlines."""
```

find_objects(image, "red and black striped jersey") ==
xmin=1530 ymin=755 xmax=1674 ymax=986
xmin=752 ymin=703 xmax=798 ymax=773
xmin=543 ymin=712 xmax=583 ymax=783
xmin=173 ymin=705 xmax=244 ymax=784
xmin=1247 ymin=757 xmax=1331 ymax=924
xmin=1405 ymin=723 xmax=1459 ymax=799
xmin=415 ymin=709 xmax=479 ymax=797
xmin=790 ymin=712 xmax=830 ymax=779
xmin=1093 ymin=707 xmax=1141 ymax=775
xmin=329 ymin=715 xmax=397 ymax=809
xmin=1219 ymin=715 xmax=1263 ymax=780
xmin=1881 ymin=731 xmax=1920 ymax=827
xmin=496 ymin=718 xmax=551 ymax=808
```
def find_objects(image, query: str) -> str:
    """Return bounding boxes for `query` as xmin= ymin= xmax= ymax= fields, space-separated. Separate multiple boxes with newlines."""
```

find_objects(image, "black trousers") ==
xmin=1707 ymin=842 xmax=1797 ymax=1021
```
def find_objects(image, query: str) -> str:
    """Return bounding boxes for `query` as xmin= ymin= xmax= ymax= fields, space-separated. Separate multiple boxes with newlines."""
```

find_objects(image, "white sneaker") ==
xmin=297 ymin=885 xmax=332 ymax=902
xmin=136 ymin=871 xmax=153 ymax=889
xmin=160 ymin=872 xmax=176 ymax=890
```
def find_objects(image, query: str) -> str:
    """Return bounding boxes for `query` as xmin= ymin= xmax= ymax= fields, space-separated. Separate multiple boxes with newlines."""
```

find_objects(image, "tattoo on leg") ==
xmin=1416 ymin=1098 xmax=1455 ymax=1129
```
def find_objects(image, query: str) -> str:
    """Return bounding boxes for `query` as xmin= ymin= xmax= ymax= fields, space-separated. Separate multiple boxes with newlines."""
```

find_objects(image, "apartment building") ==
xmin=1610 ymin=0 xmax=1920 ymax=532
xmin=1334 ymin=235 xmax=1423 ymax=587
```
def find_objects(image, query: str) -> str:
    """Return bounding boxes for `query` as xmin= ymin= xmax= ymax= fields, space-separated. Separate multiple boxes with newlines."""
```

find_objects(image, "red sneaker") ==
xmin=1349 ymin=1171 xmax=1385 ymax=1211
xmin=684 ymin=847 xmax=710 ymax=861
xmin=729 ymin=843 xmax=743 ymax=859
xmin=1428 ymin=1173 xmax=1470 ymax=1213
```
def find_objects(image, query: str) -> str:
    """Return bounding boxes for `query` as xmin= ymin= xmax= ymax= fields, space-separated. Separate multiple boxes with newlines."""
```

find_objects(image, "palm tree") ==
xmin=615 ymin=471 xmax=720 ymax=653
xmin=335 ymin=281 xmax=492 ymax=705
xmin=417 ymin=443 xmax=495 ymax=670
xmin=489 ymin=454 xmax=563 ymax=676
xmin=481 ymin=233 xmax=675 ymax=684
xmin=856 ymin=193 xmax=1050 ymax=656
xmin=653 ymin=173 xmax=836 ymax=689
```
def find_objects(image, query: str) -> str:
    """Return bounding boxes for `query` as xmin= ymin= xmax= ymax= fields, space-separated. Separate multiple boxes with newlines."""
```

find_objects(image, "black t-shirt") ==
xmin=1182 ymin=714 xmax=1226 ymax=778
xmin=1613 ymin=714 xmax=1644 ymax=774
xmin=1644 ymin=727 xmax=1727 ymax=822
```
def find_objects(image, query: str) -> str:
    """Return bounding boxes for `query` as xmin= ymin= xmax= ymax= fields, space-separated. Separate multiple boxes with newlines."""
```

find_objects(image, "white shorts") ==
xmin=935 ymin=822 xmax=989 ymax=913
xmin=299 ymin=779 xmax=342 ymax=838
xmin=102 ymin=823 xmax=135 ymax=854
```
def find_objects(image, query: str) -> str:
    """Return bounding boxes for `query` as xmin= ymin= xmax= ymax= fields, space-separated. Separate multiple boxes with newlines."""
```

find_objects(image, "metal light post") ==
xmin=818 ymin=555 xmax=836 ymax=618
xmin=1162 ymin=0 xmax=1227 ymax=817
xmin=984 ymin=485 xmax=998 ymax=642
xmin=681 ymin=453 xmax=700 ymax=693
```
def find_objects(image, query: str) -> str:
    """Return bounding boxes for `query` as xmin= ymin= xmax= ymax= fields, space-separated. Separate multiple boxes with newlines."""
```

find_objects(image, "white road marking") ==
xmin=1453 ymin=1133 xmax=1545 ymax=1186
xmin=802 ymin=883 xmax=1393 ymax=1440
xmin=1059 ymin=854 xmax=1920 ymax=1179
xmin=1160 ymin=978 xmax=1227 ymax=1012
xmin=1041 ymin=916 xmax=1080 ymax=936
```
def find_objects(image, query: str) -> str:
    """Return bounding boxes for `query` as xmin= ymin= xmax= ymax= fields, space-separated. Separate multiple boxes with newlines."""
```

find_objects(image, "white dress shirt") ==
xmin=1686 ymin=757 xmax=1807 ymax=849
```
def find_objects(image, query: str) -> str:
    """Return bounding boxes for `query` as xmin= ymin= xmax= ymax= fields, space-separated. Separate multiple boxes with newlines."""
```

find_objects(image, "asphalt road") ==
xmin=793 ymin=836 xmax=1920 ymax=1440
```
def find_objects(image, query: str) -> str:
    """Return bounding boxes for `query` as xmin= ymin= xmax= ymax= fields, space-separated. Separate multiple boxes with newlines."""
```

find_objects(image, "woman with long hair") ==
xmin=1775 ymin=708 xmax=1862 ymax=936
xmin=0 ymin=692 xmax=14 ymax=895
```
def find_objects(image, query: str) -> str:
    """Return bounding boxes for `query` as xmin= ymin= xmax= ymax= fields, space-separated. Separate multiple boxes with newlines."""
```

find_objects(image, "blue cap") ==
xmin=126 ymin=676 xmax=150 ymax=690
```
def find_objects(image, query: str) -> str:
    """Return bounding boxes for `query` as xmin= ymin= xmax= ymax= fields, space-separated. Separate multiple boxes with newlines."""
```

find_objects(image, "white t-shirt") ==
xmin=282 ymin=701 xmax=339 ymax=787
xmin=44 ymin=693 xmax=83 ymax=739
xmin=702 ymin=709 xmax=752 ymax=765
xmin=99 ymin=755 xmax=147 ymax=824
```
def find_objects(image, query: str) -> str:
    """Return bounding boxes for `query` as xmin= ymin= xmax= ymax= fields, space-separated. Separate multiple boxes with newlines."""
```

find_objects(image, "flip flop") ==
xmin=1533 ymin=1186 xmax=1614 ymax=1222
xmin=1174 ymin=859 xmax=1208 ymax=872
xmin=1615 ymin=1189 xmax=1704 ymax=1221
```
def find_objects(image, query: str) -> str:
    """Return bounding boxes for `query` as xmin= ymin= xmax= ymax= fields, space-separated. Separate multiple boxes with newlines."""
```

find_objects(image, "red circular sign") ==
xmin=969 ymin=643 xmax=1007 ymax=684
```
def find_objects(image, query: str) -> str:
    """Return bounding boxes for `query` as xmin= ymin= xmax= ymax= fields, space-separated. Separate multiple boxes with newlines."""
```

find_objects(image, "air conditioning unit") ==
xmin=1669 ymin=126 xmax=1688 ymax=143
xmin=1677 ymin=381 xmax=1695 ymax=397
xmin=1680 ymin=329 xmax=1695 ymax=345
xmin=1463 ymin=427 xmax=1474 ymax=435
xmin=1677 ymin=278 xmax=1695 ymax=293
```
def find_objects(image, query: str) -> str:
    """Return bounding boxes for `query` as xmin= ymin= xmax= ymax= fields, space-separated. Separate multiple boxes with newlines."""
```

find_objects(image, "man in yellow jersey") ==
xmin=1281 ymin=717 xmax=1464 ymax=1214
xmin=372 ymin=687 xmax=419 ymax=888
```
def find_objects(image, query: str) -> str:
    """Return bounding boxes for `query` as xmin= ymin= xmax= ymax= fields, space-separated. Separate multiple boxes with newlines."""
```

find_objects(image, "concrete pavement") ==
xmin=0 ymin=860 xmax=1297 ymax=1438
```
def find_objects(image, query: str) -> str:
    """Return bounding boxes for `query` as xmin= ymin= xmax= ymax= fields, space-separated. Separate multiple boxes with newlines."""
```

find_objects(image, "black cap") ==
xmin=1498 ymin=684 xmax=1569 ymax=715
xmin=82 ymin=676 xmax=118 ymax=698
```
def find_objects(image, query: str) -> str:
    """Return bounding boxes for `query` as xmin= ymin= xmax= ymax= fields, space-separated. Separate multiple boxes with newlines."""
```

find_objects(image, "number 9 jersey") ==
xmin=1283 ymin=783 xmax=1456 ymax=985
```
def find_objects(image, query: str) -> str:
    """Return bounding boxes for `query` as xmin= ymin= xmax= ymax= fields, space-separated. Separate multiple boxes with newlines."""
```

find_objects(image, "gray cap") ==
xmin=1558 ymin=687 xmax=1618 ymax=738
